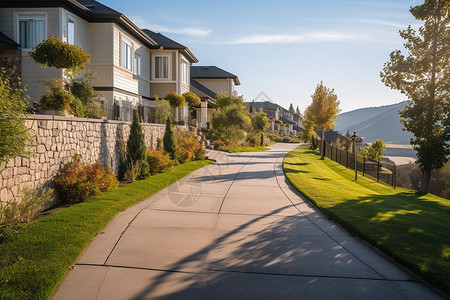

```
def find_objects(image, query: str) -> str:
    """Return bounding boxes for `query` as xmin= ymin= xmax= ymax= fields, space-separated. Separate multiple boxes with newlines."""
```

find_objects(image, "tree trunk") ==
xmin=320 ymin=128 xmax=325 ymax=160
xmin=419 ymin=169 xmax=431 ymax=193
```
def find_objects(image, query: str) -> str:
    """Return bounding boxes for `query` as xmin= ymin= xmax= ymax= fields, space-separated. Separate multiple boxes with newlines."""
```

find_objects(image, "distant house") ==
xmin=190 ymin=65 xmax=241 ymax=129
xmin=315 ymin=130 xmax=346 ymax=143
xmin=246 ymin=96 xmax=303 ymax=136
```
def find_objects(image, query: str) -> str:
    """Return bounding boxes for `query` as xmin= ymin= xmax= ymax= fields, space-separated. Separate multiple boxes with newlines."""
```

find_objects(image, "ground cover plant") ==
xmin=0 ymin=160 xmax=212 ymax=300
xmin=283 ymin=145 xmax=450 ymax=294
xmin=228 ymin=146 xmax=270 ymax=153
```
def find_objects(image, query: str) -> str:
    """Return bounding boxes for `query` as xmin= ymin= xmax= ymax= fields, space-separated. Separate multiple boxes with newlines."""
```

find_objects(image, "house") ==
xmin=246 ymin=94 xmax=303 ymax=136
xmin=190 ymin=65 xmax=241 ymax=129
xmin=142 ymin=29 xmax=198 ymax=124
xmin=0 ymin=0 xmax=203 ymax=125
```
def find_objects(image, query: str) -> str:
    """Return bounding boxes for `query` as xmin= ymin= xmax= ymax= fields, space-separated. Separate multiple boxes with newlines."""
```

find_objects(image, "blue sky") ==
xmin=102 ymin=0 xmax=422 ymax=112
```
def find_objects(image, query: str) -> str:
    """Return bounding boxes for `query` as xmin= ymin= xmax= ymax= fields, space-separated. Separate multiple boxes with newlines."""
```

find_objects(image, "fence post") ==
xmin=377 ymin=161 xmax=380 ymax=182
xmin=363 ymin=157 xmax=366 ymax=177
xmin=346 ymin=150 xmax=348 ymax=169
xmin=394 ymin=165 xmax=397 ymax=189
xmin=330 ymin=145 xmax=333 ymax=161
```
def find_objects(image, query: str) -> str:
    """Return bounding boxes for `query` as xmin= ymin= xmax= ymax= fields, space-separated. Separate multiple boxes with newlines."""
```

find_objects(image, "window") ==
xmin=134 ymin=53 xmax=141 ymax=76
xmin=18 ymin=14 xmax=46 ymax=49
xmin=67 ymin=19 xmax=75 ymax=45
xmin=154 ymin=55 xmax=169 ymax=79
xmin=121 ymin=35 xmax=132 ymax=71
xmin=181 ymin=60 xmax=188 ymax=84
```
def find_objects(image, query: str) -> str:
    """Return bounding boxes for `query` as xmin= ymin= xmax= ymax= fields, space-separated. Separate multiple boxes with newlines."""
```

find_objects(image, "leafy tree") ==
xmin=182 ymin=91 xmax=201 ymax=108
xmin=289 ymin=103 xmax=295 ymax=114
xmin=0 ymin=68 xmax=32 ymax=164
xmin=380 ymin=0 xmax=449 ymax=193
xmin=163 ymin=116 xmax=177 ymax=160
xmin=251 ymin=112 xmax=270 ymax=146
xmin=127 ymin=112 xmax=149 ymax=178
xmin=211 ymin=105 xmax=250 ymax=142
xmin=154 ymin=97 xmax=172 ymax=124
xmin=305 ymin=81 xmax=341 ymax=159
xmin=215 ymin=92 xmax=245 ymax=109
xmin=368 ymin=139 xmax=386 ymax=161
xmin=300 ymin=110 xmax=316 ymax=143
xmin=165 ymin=91 xmax=185 ymax=107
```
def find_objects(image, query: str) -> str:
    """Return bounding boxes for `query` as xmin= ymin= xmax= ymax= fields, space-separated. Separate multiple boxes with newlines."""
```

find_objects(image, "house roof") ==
xmin=0 ymin=31 xmax=20 ymax=49
xmin=0 ymin=0 xmax=158 ymax=49
xmin=279 ymin=116 xmax=296 ymax=125
xmin=246 ymin=101 xmax=278 ymax=111
xmin=315 ymin=130 xmax=346 ymax=142
xmin=141 ymin=29 xmax=198 ymax=63
xmin=191 ymin=66 xmax=240 ymax=85
xmin=191 ymin=79 xmax=216 ymax=99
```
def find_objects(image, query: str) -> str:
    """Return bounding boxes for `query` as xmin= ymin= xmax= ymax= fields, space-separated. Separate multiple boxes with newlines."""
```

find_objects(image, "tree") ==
xmin=127 ymin=112 xmax=149 ymax=178
xmin=305 ymin=81 xmax=341 ymax=159
xmin=380 ymin=0 xmax=449 ymax=193
xmin=296 ymin=105 xmax=301 ymax=115
xmin=215 ymin=92 xmax=244 ymax=109
xmin=163 ymin=116 xmax=177 ymax=160
xmin=0 ymin=68 xmax=32 ymax=164
xmin=182 ymin=91 xmax=201 ymax=108
xmin=289 ymin=103 xmax=295 ymax=114
xmin=164 ymin=91 xmax=186 ymax=107
xmin=251 ymin=112 xmax=270 ymax=146
xmin=368 ymin=139 xmax=386 ymax=161
xmin=154 ymin=97 xmax=172 ymax=124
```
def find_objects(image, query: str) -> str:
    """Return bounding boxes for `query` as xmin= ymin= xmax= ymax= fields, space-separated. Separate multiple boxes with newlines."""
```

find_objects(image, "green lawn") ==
xmin=284 ymin=145 xmax=450 ymax=294
xmin=228 ymin=145 xmax=270 ymax=153
xmin=0 ymin=160 xmax=212 ymax=300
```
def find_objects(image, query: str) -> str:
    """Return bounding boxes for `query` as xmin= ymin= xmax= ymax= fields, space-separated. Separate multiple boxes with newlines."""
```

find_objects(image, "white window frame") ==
xmin=134 ymin=52 xmax=141 ymax=76
xmin=67 ymin=18 xmax=75 ymax=45
xmin=181 ymin=59 xmax=189 ymax=84
xmin=120 ymin=35 xmax=133 ymax=71
xmin=153 ymin=54 xmax=171 ymax=80
xmin=16 ymin=13 xmax=47 ymax=50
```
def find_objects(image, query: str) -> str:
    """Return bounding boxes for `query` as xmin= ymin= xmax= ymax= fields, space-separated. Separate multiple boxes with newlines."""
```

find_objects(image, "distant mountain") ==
xmin=335 ymin=101 xmax=413 ymax=145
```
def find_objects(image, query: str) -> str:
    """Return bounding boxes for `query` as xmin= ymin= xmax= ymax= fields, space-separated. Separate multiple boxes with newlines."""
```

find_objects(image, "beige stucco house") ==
xmin=0 ymin=0 xmax=203 ymax=125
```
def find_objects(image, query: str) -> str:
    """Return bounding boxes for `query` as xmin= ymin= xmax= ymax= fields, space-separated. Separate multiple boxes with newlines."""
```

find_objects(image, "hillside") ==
xmin=335 ymin=101 xmax=413 ymax=145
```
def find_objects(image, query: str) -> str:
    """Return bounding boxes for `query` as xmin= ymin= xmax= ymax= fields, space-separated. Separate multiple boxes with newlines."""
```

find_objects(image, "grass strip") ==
xmin=283 ymin=145 xmax=450 ymax=294
xmin=228 ymin=146 xmax=270 ymax=153
xmin=0 ymin=160 xmax=213 ymax=300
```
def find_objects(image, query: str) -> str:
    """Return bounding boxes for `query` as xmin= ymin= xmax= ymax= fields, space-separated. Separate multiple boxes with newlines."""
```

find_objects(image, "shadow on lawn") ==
xmin=321 ymin=191 xmax=450 ymax=294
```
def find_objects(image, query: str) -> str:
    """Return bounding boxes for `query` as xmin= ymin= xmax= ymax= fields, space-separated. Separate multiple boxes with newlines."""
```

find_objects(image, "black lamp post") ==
xmin=351 ymin=131 xmax=360 ymax=181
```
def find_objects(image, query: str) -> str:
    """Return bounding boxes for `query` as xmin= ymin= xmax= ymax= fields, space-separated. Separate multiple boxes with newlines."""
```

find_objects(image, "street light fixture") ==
xmin=351 ymin=131 xmax=360 ymax=181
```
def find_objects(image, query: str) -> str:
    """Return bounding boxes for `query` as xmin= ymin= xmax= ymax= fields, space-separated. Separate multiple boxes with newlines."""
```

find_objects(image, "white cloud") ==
xmin=132 ymin=16 xmax=212 ymax=37
xmin=222 ymin=32 xmax=361 ymax=45
xmin=349 ymin=18 xmax=410 ymax=28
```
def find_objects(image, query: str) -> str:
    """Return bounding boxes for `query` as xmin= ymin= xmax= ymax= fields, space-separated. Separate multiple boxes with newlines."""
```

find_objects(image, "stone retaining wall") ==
xmin=0 ymin=115 xmax=165 ymax=204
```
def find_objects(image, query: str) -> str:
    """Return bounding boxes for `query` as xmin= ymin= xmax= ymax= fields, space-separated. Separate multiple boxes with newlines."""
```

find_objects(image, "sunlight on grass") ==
xmin=228 ymin=146 xmax=269 ymax=153
xmin=370 ymin=209 xmax=422 ymax=222
xmin=284 ymin=145 xmax=450 ymax=294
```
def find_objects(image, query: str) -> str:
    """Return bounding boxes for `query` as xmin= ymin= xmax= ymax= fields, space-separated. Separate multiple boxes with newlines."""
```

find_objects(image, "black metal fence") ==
xmin=321 ymin=139 xmax=397 ymax=188
xmin=312 ymin=137 xmax=449 ymax=199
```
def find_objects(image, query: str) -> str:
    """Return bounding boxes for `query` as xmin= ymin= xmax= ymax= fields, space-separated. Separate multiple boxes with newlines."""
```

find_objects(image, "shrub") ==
xmin=175 ymin=128 xmax=205 ymax=163
xmin=123 ymin=160 xmax=142 ymax=183
xmin=126 ymin=112 xmax=149 ymax=179
xmin=165 ymin=91 xmax=186 ymax=107
xmin=163 ymin=116 xmax=177 ymax=160
xmin=154 ymin=97 xmax=172 ymax=124
xmin=53 ymin=154 xmax=118 ymax=203
xmin=39 ymin=78 xmax=86 ymax=117
xmin=146 ymin=148 xmax=175 ymax=175
xmin=69 ymin=73 xmax=104 ymax=119
xmin=29 ymin=36 xmax=90 ymax=76
xmin=182 ymin=91 xmax=201 ymax=108
xmin=0 ymin=187 xmax=53 ymax=224
xmin=0 ymin=68 xmax=32 ymax=164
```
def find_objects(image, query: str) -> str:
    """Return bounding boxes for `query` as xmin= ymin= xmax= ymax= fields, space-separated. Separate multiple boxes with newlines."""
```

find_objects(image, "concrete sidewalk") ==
xmin=52 ymin=143 xmax=442 ymax=299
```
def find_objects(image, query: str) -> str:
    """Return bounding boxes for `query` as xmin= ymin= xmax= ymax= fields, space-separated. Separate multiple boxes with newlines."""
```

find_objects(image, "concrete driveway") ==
xmin=52 ymin=143 xmax=442 ymax=299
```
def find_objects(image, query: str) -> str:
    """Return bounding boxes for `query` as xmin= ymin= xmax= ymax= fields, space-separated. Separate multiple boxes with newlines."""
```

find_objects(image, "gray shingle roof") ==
xmin=75 ymin=0 xmax=119 ymax=14
xmin=191 ymin=66 xmax=237 ymax=79
xmin=315 ymin=130 xmax=346 ymax=142
xmin=0 ymin=31 xmax=20 ymax=49
xmin=246 ymin=101 xmax=278 ymax=111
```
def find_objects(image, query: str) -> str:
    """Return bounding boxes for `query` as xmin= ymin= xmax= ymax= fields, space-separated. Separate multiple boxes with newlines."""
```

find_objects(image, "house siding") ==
xmin=193 ymin=78 xmax=231 ymax=96
xmin=150 ymin=82 xmax=176 ymax=99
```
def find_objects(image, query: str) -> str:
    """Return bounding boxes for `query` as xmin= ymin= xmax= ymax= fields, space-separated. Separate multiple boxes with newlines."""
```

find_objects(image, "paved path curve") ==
xmin=53 ymin=143 xmax=442 ymax=299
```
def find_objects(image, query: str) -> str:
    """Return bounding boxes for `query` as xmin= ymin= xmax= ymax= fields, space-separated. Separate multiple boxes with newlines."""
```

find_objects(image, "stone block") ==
xmin=11 ymin=185 xmax=18 ymax=197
